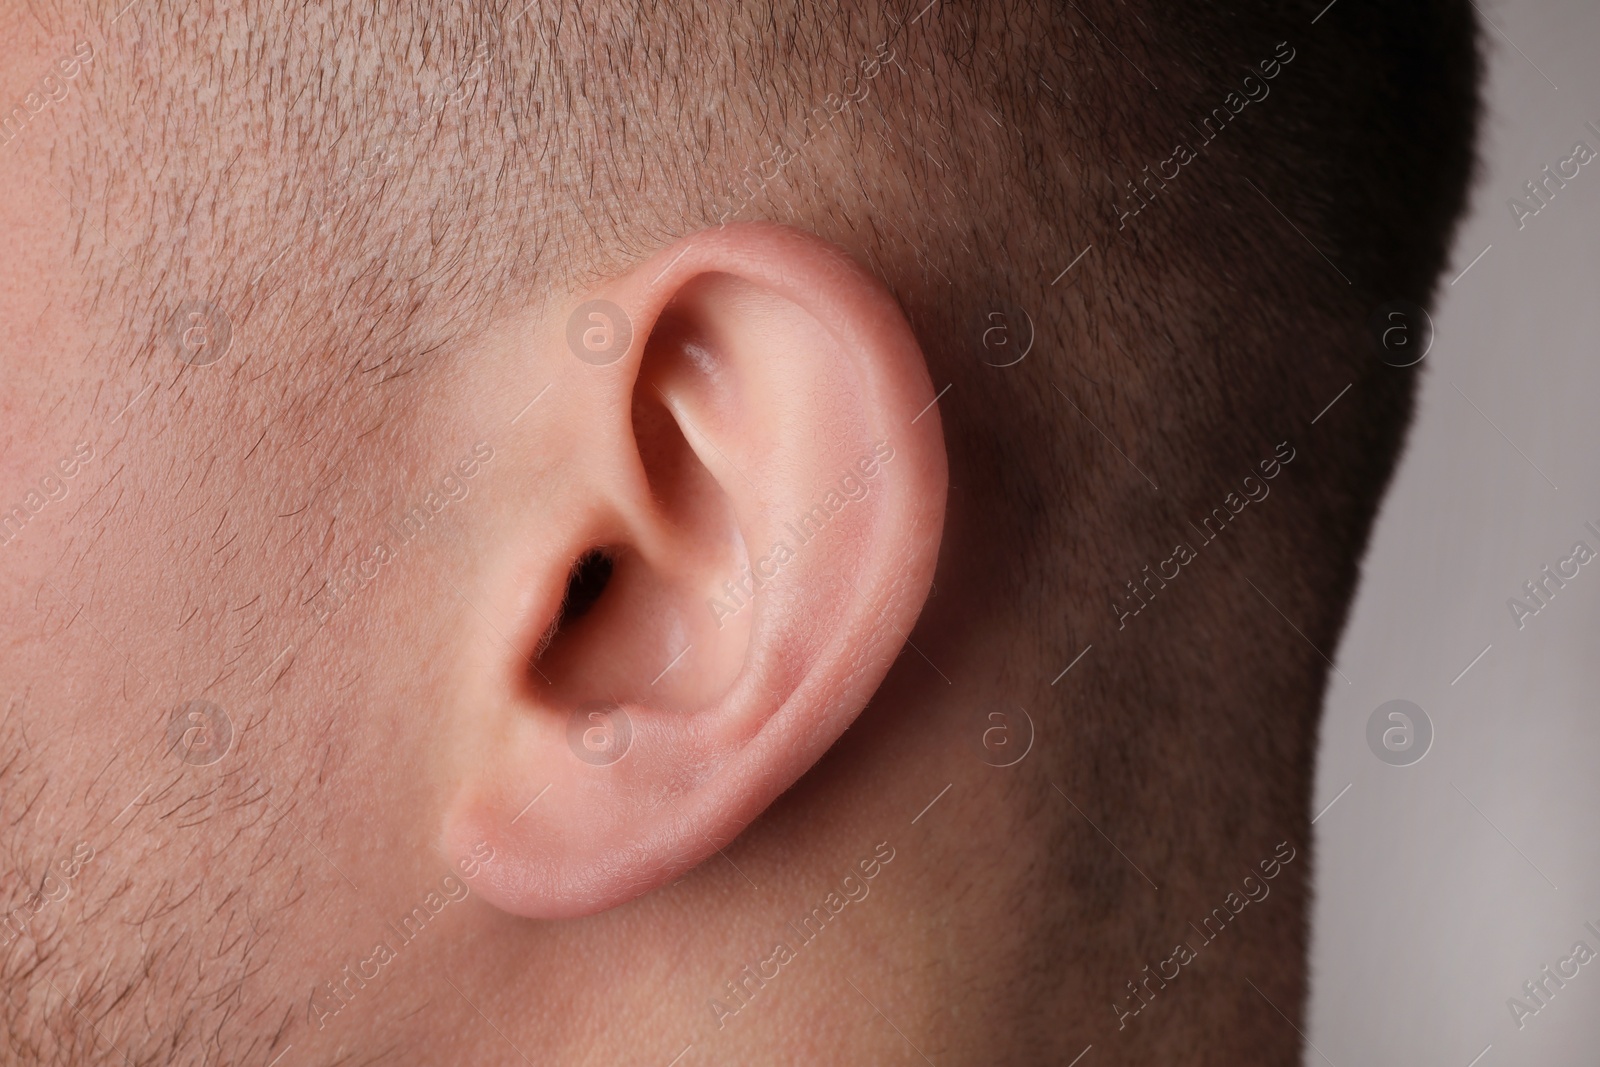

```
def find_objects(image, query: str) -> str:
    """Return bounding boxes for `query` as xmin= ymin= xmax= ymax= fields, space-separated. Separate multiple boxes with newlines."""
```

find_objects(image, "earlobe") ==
xmin=441 ymin=223 xmax=947 ymax=919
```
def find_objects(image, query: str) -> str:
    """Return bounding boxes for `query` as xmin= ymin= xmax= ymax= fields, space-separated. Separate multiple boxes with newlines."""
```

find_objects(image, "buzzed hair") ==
xmin=54 ymin=0 xmax=1478 ymax=607
xmin=21 ymin=0 xmax=1479 ymax=1060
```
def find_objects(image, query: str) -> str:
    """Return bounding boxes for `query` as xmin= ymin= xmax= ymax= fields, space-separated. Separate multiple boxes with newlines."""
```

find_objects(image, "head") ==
xmin=0 ymin=0 xmax=1478 ymax=1063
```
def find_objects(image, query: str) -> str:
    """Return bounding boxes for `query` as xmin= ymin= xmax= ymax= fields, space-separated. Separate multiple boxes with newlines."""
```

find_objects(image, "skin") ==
xmin=0 ymin=161 xmax=1015 ymax=1061
xmin=0 ymin=4 xmax=1355 ymax=1065
xmin=0 ymin=14 xmax=990 ymax=1061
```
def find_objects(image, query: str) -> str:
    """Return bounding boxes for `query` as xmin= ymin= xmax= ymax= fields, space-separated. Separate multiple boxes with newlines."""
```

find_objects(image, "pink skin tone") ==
xmin=1 ymin=18 xmax=1060 ymax=1063
xmin=442 ymin=224 xmax=948 ymax=919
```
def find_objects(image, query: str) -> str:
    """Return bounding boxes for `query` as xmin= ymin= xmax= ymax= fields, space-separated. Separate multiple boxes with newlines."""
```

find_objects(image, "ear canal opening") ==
xmin=529 ymin=293 xmax=751 ymax=707
xmin=562 ymin=549 xmax=615 ymax=625
xmin=532 ymin=548 xmax=616 ymax=665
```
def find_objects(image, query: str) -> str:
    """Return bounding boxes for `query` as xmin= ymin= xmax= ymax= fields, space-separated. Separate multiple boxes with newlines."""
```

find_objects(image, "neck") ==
xmin=431 ymin=617 xmax=1318 ymax=1065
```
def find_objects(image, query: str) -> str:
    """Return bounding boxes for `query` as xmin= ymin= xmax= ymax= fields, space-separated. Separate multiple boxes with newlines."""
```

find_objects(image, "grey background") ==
xmin=1310 ymin=1 xmax=1600 ymax=1064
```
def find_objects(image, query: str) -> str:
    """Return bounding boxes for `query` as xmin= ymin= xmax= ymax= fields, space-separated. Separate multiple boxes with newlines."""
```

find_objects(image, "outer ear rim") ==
xmin=630 ymin=224 xmax=950 ymax=716
xmin=447 ymin=222 xmax=948 ymax=919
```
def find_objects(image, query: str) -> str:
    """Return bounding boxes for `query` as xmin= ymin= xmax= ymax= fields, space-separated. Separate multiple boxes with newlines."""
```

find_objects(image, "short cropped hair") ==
xmin=60 ymin=0 xmax=1478 ymax=610
xmin=30 ymin=0 xmax=1479 ymax=1059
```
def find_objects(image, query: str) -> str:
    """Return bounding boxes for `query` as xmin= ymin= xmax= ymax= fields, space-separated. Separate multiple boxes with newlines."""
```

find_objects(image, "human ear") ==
xmin=441 ymin=223 xmax=947 ymax=919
